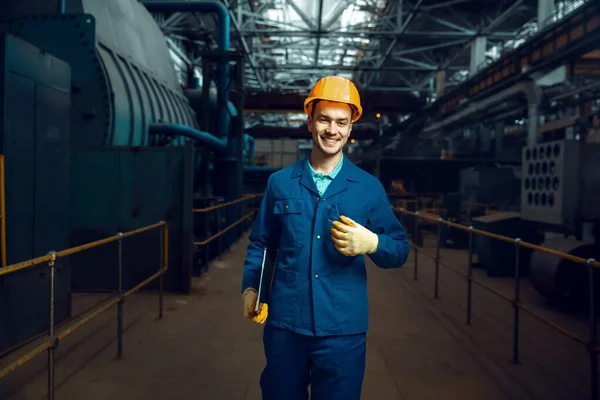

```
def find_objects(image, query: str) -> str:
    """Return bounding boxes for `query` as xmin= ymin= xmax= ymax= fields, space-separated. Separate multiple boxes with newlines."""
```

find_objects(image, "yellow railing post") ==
xmin=46 ymin=250 xmax=58 ymax=400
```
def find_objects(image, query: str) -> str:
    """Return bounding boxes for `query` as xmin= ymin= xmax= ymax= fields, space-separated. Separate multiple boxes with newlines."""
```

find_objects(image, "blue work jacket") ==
xmin=242 ymin=155 xmax=410 ymax=336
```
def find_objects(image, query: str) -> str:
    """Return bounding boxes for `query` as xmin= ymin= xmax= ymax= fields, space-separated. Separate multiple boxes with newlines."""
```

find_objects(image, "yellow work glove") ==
xmin=242 ymin=288 xmax=268 ymax=324
xmin=331 ymin=215 xmax=379 ymax=257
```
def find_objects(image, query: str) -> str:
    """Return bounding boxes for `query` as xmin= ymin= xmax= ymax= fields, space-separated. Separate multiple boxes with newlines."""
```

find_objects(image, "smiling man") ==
xmin=241 ymin=76 xmax=410 ymax=400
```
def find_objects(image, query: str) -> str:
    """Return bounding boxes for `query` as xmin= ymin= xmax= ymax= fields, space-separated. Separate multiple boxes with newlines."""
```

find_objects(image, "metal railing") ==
xmin=0 ymin=221 xmax=169 ymax=400
xmin=389 ymin=195 xmax=499 ymax=225
xmin=395 ymin=207 xmax=600 ymax=400
xmin=193 ymin=194 xmax=262 ymax=266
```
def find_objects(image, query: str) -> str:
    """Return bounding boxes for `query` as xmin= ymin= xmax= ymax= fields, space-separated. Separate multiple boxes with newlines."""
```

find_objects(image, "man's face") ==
xmin=308 ymin=100 xmax=353 ymax=157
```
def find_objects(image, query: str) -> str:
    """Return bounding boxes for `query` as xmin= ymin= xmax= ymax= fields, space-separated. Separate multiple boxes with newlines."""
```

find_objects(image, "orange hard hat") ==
xmin=304 ymin=76 xmax=363 ymax=122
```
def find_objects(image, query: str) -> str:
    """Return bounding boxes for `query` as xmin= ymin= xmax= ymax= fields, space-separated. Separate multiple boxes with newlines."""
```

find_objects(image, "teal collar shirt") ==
xmin=307 ymin=154 xmax=344 ymax=197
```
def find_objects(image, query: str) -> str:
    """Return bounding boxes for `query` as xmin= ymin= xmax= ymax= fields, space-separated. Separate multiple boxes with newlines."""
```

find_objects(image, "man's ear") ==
xmin=307 ymin=117 xmax=313 ymax=133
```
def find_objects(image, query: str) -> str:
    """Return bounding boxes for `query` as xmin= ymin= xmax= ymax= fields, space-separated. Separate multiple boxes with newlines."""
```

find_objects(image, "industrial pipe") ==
xmin=58 ymin=0 xmax=66 ymax=13
xmin=184 ymin=88 xmax=237 ymax=118
xmin=424 ymin=80 xmax=542 ymax=146
xmin=148 ymin=123 xmax=227 ymax=152
xmin=244 ymin=134 xmax=255 ymax=164
xmin=142 ymin=1 xmax=231 ymax=141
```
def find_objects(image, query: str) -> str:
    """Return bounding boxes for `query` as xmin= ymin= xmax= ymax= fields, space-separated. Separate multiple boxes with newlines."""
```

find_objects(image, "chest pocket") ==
xmin=337 ymin=202 xmax=369 ymax=227
xmin=274 ymin=198 xmax=304 ymax=215
xmin=273 ymin=198 xmax=306 ymax=251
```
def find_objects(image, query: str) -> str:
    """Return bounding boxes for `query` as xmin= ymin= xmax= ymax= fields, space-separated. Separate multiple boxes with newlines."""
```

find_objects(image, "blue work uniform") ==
xmin=242 ymin=153 xmax=410 ymax=400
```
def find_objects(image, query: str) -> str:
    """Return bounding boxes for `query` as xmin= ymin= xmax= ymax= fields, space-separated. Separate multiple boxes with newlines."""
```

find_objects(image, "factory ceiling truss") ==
xmin=145 ymin=0 xmax=588 ymax=130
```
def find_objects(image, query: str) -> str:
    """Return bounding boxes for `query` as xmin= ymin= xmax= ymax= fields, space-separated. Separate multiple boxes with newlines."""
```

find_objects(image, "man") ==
xmin=241 ymin=76 xmax=410 ymax=400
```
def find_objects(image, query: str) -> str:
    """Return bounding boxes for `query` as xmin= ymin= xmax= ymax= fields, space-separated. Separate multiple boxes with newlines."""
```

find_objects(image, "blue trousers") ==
xmin=260 ymin=324 xmax=367 ymax=400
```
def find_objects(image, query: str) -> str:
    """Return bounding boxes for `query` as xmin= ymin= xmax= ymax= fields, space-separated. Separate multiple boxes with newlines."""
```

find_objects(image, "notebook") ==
xmin=255 ymin=246 xmax=275 ymax=314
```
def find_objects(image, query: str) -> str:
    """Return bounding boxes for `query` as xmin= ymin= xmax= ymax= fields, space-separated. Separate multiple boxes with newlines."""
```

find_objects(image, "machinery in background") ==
xmin=522 ymin=139 xmax=600 ymax=311
xmin=0 ymin=0 xmax=249 ymax=354
xmin=460 ymin=165 xmax=520 ymax=210
xmin=439 ymin=136 xmax=600 ymax=305
xmin=520 ymin=140 xmax=600 ymax=229
xmin=2 ymin=0 xmax=197 ymax=148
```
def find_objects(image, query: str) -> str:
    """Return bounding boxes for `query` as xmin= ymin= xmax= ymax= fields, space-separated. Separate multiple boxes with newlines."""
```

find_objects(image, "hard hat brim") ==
xmin=303 ymin=96 xmax=363 ymax=123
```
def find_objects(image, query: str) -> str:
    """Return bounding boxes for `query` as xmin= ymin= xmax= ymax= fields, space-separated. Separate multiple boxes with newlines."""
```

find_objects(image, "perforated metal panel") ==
xmin=521 ymin=140 xmax=600 ymax=226
xmin=521 ymin=140 xmax=579 ymax=226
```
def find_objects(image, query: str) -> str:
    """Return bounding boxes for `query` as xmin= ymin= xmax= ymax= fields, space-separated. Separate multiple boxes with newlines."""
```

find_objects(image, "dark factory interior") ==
xmin=0 ymin=0 xmax=599 ymax=399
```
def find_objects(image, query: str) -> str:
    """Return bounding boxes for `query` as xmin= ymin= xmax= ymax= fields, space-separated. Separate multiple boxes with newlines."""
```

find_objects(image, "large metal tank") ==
xmin=1 ymin=0 xmax=198 ymax=148
xmin=529 ymin=237 xmax=600 ymax=313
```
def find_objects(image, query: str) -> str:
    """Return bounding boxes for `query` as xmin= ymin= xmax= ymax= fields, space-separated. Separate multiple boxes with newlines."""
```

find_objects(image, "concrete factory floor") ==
xmin=0 ymin=232 xmax=593 ymax=400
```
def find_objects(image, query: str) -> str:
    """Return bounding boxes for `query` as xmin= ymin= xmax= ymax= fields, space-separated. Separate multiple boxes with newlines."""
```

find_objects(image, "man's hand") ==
xmin=242 ymin=288 xmax=268 ymax=324
xmin=331 ymin=215 xmax=379 ymax=257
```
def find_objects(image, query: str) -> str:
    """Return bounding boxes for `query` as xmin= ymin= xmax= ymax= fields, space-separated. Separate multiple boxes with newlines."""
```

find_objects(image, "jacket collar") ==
xmin=292 ymin=152 xmax=360 ymax=198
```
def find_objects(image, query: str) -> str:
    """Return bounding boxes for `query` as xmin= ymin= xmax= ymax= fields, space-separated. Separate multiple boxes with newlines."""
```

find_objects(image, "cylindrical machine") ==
xmin=529 ymin=237 xmax=600 ymax=312
xmin=1 ymin=0 xmax=200 ymax=148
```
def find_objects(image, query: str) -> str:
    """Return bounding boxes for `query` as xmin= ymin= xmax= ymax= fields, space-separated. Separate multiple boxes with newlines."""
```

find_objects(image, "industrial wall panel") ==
xmin=71 ymin=152 xmax=121 ymax=231
xmin=0 ymin=269 xmax=50 ymax=354
xmin=0 ymin=34 xmax=72 ymax=353
xmin=118 ymin=150 xmax=166 ymax=289
xmin=69 ymin=150 xmax=120 ymax=294
xmin=70 ymin=144 xmax=194 ymax=293
xmin=9 ymin=15 xmax=111 ymax=148
xmin=33 ymin=82 xmax=73 ymax=337
xmin=34 ymin=84 xmax=72 ymax=254
xmin=4 ymin=73 xmax=35 ymax=263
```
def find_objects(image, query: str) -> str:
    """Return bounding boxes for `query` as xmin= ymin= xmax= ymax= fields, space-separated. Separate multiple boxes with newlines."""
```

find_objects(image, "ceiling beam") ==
xmin=235 ymin=91 xmax=426 ymax=113
xmin=228 ymin=30 xmax=515 ymax=39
